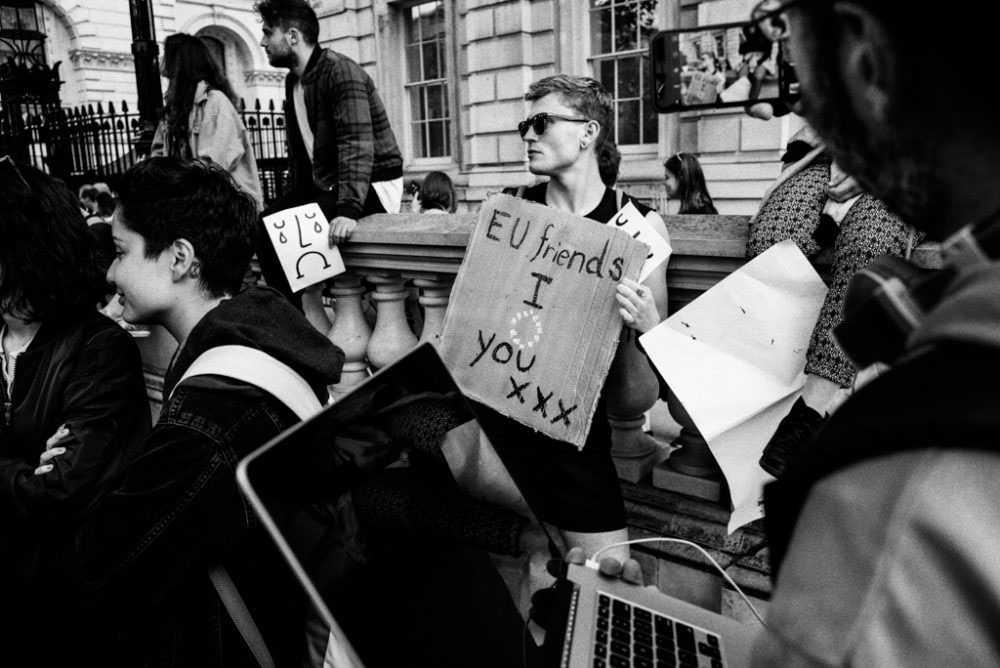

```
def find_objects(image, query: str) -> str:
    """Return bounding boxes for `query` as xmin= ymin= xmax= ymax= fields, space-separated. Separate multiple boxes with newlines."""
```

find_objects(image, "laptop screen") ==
xmin=235 ymin=341 xmax=536 ymax=659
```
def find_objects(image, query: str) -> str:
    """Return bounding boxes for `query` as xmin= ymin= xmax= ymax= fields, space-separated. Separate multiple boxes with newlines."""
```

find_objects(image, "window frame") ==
xmin=398 ymin=0 xmax=456 ymax=167
xmin=586 ymin=0 xmax=665 ymax=151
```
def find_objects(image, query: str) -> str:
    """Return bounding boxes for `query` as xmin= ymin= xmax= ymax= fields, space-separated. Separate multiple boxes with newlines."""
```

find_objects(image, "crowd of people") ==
xmin=3 ymin=0 xmax=997 ymax=665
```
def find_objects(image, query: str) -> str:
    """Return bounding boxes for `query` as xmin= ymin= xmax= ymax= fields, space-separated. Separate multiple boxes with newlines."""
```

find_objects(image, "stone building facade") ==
xmin=29 ymin=0 xmax=805 ymax=214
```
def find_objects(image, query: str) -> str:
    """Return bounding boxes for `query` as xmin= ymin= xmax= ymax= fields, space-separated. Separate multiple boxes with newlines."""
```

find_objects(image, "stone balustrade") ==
xmin=138 ymin=211 xmax=942 ymax=474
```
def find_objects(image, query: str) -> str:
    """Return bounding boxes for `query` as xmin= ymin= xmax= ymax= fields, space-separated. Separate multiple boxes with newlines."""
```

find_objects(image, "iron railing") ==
xmin=1 ymin=96 xmax=290 ymax=202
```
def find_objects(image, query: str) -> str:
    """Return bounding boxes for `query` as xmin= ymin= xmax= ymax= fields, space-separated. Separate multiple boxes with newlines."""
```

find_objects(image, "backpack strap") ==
xmin=170 ymin=344 xmax=324 ymax=668
xmin=171 ymin=345 xmax=323 ymax=420
xmin=208 ymin=566 xmax=277 ymax=668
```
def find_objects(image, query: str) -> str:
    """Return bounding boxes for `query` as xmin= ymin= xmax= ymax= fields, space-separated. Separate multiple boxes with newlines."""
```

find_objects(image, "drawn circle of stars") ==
xmin=510 ymin=308 xmax=543 ymax=350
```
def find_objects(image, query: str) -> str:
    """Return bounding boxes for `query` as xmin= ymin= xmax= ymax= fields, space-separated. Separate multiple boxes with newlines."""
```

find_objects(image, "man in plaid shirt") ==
xmin=253 ymin=0 xmax=404 ymax=309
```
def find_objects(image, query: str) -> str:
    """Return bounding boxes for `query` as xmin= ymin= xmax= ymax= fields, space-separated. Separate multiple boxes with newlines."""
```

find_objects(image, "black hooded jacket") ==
xmin=71 ymin=287 xmax=346 ymax=667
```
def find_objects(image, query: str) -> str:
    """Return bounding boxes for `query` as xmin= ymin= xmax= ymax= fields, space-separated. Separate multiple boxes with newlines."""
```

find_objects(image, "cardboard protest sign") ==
xmin=607 ymin=201 xmax=672 ymax=282
xmin=683 ymin=70 xmax=721 ymax=105
xmin=262 ymin=203 xmax=346 ymax=293
xmin=440 ymin=194 xmax=647 ymax=448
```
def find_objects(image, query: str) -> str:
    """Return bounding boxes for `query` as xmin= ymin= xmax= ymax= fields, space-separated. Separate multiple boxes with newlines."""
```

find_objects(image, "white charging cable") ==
xmin=590 ymin=537 xmax=768 ymax=628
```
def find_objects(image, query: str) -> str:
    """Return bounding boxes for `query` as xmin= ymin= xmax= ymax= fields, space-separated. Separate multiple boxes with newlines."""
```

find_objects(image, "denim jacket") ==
xmin=72 ymin=288 xmax=349 ymax=666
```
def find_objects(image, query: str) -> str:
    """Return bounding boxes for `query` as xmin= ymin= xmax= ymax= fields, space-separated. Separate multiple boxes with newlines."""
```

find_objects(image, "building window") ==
xmin=0 ymin=0 xmax=46 ymax=67
xmin=404 ymin=1 xmax=449 ymax=159
xmin=590 ymin=0 xmax=660 ymax=146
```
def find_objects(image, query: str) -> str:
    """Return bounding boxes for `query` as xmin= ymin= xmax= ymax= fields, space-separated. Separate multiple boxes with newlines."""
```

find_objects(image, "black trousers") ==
xmin=255 ymin=184 xmax=388 ymax=311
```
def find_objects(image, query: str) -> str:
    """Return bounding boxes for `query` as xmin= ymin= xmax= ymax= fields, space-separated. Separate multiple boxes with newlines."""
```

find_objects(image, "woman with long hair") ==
xmin=153 ymin=33 xmax=264 ymax=210
xmin=663 ymin=151 xmax=718 ymax=214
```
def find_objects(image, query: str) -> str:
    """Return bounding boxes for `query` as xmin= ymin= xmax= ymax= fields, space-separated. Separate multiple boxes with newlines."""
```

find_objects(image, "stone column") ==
xmin=413 ymin=275 xmax=453 ymax=346
xmin=366 ymin=272 xmax=418 ymax=369
xmin=327 ymin=273 xmax=372 ymax=399
xmin=652 ymin=389 xmax=725 ymax=502
xmin=606 ymin=327 xmax=665 ymax=483
xmin=301 ymin=283 xmax=333 ymax=336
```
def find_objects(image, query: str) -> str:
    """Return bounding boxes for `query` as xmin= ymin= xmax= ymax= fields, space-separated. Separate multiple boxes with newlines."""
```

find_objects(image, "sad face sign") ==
xmin=262 ymin=203 xmax=346 ymax=292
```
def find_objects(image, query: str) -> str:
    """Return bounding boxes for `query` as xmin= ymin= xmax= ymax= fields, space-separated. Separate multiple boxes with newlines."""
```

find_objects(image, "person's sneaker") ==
xmin=759 ymin=397 xmax=827 ymax=478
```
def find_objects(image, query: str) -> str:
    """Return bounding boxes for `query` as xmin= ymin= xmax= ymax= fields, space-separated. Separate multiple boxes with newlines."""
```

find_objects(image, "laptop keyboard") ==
xmin=591 ymin=592 xmax=725 ymax=668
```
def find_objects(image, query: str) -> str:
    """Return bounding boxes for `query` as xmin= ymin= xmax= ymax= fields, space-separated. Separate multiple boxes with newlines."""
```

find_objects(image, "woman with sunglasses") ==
xmin=482 ymin=75 xmax=670 ymax=567
xmin=153 ymin=33 xmax=263 ymax=211
xmin=0 ymin=158 xmax=151 ymax=663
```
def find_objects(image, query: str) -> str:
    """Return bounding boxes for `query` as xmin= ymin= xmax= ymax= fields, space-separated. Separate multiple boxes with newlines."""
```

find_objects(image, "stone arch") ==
xmin=180 ymin=13 xmax=266 ymax=71
xmin=38 ymin=0 xmax=79 ymax=42
xmin=181 ymin=13 xmax=283 ymax=107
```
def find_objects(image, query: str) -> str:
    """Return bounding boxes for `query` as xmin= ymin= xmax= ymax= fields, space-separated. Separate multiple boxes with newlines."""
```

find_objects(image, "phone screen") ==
xmin=648 ymin=21 xmax=799 ymax=114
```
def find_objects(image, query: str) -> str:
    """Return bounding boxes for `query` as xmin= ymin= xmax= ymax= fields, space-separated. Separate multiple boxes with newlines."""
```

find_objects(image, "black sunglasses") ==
xmin=517 ymin=112 xmax=590 ymax=139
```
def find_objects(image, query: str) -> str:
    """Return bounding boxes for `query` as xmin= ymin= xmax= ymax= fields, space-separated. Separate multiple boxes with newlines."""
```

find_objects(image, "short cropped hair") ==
xmin=0 ymin=160 xmax=108 ymax=321
xmin=419 ymin=171 xmax=456 ymax=213
xmin=525 ymin=74 xmax=615 ymax=150
xmin=254 ymin=0 xmax=320 ymax=45
xmin=115 ymin=157 xmax=257 ymax=297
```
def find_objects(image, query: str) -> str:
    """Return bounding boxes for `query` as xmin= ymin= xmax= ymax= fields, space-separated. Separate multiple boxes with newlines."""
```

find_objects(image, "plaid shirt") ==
xmin=285 ymin=48 xmax=403 ymax=219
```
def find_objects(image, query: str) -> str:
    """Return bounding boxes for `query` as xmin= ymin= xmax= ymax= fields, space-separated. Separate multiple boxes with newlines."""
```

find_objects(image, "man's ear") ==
xmin=168 ymin=238 xmax=199 ymax=282
xmin=581 ymin=120 xmax=601 ymax=150
xmin=287 ymin=27 xmax=301 ymax=46
xmin=833 ymin=3 xmax=897 ymax=124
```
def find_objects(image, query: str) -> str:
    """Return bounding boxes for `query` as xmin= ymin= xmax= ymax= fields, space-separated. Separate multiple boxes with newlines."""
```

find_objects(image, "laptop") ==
xmin=236 ymin=340 xmax=762 ymax=667
xmin=235 ymin=340 xmax=531 ymax=666
xmin=543 ymin=560 xmax=763 ymax=668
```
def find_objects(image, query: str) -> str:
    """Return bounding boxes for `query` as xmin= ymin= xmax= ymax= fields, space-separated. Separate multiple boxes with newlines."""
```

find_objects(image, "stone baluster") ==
xmin=366 ymin=272 xmax=418 ymax=369
xmin=652 ymin=389 xmax=725 ymax=502
xmin=605 ymin=327 xmax=665 ymax=483
xmin=327 ymin=273 xmax=372 ymax=399
xmin=301 ymin=283 xmax=333 ymax=336
xmin=413 ymin=275 xmax=454 ymax=347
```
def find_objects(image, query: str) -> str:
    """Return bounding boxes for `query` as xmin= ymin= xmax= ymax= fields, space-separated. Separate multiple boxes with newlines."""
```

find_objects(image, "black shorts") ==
xmin=472 ymin=397 xmax=626 ymax=533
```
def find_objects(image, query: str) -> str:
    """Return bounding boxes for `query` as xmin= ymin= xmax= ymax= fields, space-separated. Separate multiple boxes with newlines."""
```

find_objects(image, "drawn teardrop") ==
xmin=315 ymin=221 xmax=323 ymax=233
xmin=279 ymin=232 xmax=287 ymax=244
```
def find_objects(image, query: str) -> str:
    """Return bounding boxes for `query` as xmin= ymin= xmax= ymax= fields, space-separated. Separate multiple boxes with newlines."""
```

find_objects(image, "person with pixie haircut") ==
xmin=42 ymin=157 xmax=350 ymax=666
xmin=481 ymin=74 xmax=670 ymax=567
xmin=252 ymin=0 xmax=403 ymax=312
xmin=578 ymin=1 xmax=1000 ymax=665
xmin=0 ymin=157 xmax=150 ymax=666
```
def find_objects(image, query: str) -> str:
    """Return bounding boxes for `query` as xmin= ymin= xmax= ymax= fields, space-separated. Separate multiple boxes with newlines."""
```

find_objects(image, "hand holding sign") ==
xmin=262 ymin=203 xmax=347 ymax=293
xmin=616 ymin=277 xmax=661 ymax=333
